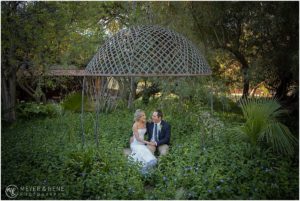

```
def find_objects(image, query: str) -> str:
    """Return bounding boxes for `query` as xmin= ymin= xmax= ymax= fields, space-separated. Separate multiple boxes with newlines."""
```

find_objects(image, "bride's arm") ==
xmin=133 ymin=123 xmax=150 ymax=144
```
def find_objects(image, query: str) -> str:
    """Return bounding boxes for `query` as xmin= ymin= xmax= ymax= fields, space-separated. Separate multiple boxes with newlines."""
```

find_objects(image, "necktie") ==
xmin=154 ymin=124 xmax=158 ymax=142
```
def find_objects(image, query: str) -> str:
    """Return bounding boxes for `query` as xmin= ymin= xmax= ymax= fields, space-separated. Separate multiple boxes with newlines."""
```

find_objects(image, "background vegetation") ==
xmin=1 ymin=1 xmax=299 ymax=200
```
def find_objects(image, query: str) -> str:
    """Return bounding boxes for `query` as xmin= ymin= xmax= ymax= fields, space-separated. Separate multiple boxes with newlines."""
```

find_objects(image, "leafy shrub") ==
xmin=147 ymin=141 xmax=298 ymax=200
xmin=197 ymin=111 xmax=225 ymax=147
xmin=61 ymin=92 xmax=94 ymax=112
xmin=62 ymin=145 xmax=145 ymax=199
xmin=16 ymin=102 xmax=62 ymax=119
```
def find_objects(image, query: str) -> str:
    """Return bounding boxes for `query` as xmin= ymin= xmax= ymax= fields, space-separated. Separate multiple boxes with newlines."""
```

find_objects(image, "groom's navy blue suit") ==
xmin=146 ymin=120 xmax=171 ymax=146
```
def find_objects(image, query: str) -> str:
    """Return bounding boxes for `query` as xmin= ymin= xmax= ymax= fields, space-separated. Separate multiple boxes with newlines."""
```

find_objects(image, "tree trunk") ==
xmin=242 ymin=67 xmax=250 ymax=99
xmin=275 ymin=78 xmax=289 ymax=101
xmin=228 ymin=48 xmax=250 ymax=99
xmin=251 ymin=87 xmax=258 ymax=98
xmin=250 ymin=82 xmax=264 ymax=97
xmin=17 ymin=79 xmax=35 ymax=99
xmin=1 ymin=73 xmax=16 ymax=122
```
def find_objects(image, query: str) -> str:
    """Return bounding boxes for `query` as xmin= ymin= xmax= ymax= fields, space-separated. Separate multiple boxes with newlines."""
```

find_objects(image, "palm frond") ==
xmin=230 ymin=126 xmax=249 ymax=143
xmin=237 ymin=98 xmax=297 ymax=156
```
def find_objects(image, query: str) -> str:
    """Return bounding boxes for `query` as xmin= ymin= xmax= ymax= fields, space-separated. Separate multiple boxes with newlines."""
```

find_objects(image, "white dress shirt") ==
xmin=151 ymin=121 xmax=161 ymax=146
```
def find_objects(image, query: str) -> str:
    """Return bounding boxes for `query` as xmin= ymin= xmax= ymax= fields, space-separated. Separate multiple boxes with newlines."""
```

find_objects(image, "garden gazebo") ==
xmin=81 ymin=25 xmax=212 ymax=146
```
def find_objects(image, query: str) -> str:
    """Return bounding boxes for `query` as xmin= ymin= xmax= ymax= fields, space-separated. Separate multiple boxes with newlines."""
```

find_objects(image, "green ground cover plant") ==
xmin=2 ymin=99 xmax=298 ymax=199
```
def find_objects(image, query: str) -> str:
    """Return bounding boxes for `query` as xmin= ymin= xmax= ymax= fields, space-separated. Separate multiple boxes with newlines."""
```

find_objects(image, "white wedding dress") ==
xmin=129 ymin=128 xmax=157 ymax=173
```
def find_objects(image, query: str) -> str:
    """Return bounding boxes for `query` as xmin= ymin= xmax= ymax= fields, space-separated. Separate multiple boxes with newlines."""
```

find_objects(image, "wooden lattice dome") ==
xmin=85 ymin=25 xmax=211 ymax=76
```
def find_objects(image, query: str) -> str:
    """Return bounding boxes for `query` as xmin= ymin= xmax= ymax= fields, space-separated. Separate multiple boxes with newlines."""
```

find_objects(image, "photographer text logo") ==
xmin=4 ymin=184 xmax=64 ymax=199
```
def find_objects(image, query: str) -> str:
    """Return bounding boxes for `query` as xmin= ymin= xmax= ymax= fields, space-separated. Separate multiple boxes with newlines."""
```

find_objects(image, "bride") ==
xmin=129 ymin=109 xmax=157 ymax=174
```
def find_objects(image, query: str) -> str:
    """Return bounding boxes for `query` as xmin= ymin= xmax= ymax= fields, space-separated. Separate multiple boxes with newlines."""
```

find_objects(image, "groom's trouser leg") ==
xmin=158 ymin=144 xmax=169 ymax=156
xmin=147 ymin=145 xmax=156 ymax=154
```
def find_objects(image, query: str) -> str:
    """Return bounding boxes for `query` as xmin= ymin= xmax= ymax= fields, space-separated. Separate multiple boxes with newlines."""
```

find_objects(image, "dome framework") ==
xmin=85 ymin=25 xmax=211 ymax=76
xmin=81 ymin=25 xmax=212 ymax=147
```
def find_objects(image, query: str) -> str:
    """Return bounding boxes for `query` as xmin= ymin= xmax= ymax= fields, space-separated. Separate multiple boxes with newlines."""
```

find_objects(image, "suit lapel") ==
xmin=157 ymin=121 xmax=164 ymax=139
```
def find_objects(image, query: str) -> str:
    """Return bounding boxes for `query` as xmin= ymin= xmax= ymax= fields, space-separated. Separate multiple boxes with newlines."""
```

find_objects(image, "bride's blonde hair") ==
xmin=134 ymin=109 xmax=144 ymax=122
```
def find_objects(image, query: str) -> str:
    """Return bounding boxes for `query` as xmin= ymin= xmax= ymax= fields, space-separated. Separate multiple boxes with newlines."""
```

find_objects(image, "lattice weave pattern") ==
xmin=86 ymin=25 xmax=211 ymax=76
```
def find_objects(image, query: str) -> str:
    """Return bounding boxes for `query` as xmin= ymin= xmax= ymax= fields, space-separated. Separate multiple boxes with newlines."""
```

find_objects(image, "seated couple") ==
xmin=128 ymin=109 xmax=171 ymax=174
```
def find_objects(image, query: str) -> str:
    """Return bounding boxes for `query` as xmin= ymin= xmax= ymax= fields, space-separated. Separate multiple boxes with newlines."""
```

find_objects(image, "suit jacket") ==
xmin=146 ymin=120 xmax=171 ymax=146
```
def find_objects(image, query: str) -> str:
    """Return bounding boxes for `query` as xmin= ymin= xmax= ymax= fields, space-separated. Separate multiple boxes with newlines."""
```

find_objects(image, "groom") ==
xmin=146 ymin=110 xmax=171 ymax=156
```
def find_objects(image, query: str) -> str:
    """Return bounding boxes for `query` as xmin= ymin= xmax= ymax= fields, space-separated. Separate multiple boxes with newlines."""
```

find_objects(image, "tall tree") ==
xmin=260 ymin=2 xmax=298 ymax=102
xmin=1 ymin=2 xmax=23 ymax=121
xmin=189 ymin=2 xmax=263 ymax=98
xmin=1 ymin=1 xmax=123 ymax=121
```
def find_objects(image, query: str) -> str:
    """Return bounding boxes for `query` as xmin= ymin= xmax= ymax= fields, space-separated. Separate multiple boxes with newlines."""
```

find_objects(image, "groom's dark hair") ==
xmin=155 ymin=109 xmax=163 ymax=119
